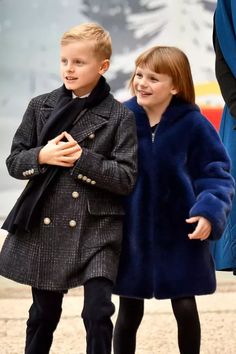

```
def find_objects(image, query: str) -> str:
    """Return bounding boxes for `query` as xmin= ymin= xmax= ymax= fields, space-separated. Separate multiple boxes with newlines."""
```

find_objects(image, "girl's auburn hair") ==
xmin=130 ymin=46 xmax=195 ymax=104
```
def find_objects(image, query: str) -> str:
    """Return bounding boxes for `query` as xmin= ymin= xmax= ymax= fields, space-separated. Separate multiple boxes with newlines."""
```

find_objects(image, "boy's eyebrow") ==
xmin=60 ymin=56 xmax=84 ymax=60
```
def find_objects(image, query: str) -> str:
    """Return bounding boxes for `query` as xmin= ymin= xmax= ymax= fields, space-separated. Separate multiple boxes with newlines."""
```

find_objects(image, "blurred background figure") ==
xmin=211 ymin=0 xmax=236 ymax=274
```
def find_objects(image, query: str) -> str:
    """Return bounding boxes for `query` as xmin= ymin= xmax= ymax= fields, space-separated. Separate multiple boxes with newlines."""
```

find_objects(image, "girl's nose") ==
xmin=139 ymin=78 xmax=148 ymax=88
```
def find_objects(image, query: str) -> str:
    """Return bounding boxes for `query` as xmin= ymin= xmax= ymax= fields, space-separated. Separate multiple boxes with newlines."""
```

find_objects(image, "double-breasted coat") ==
xmin=0 ymin=88 xmax=137 ymax=291
xmin=113 ymin=97 xmax=235 ymax=300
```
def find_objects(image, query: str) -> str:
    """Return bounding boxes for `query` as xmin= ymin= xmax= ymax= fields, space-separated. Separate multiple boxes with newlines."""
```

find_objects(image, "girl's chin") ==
xmin=137 ymin=96 xmax=149 ymax=105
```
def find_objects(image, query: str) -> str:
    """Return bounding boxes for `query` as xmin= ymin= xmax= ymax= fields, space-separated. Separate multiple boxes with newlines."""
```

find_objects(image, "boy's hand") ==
xmin=38 ymin=132 xmax=82 ymax=167
xmin=186 ymin=216 xmax=212 ymax=241
xmin=63 ymin=132 xmax=83 ymax=160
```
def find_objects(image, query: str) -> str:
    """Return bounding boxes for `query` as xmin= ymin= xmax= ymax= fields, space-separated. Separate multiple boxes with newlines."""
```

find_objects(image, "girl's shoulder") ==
xmin=123 ymin=96 xmax=144 ymax=114
xmin=187 ymin=108 xmax=219 ymax=135
xmin=175 ymin=101 xmax=217 ymax=133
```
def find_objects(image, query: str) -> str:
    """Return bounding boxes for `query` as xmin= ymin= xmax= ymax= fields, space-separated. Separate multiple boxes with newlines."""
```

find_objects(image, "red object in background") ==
xmin=201 ymin=108 xmax=223 ymax=131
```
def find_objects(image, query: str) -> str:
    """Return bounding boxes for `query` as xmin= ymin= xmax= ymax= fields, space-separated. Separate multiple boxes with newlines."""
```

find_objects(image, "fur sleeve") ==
xmin=188 ymin=115 xmax=235 ymax=240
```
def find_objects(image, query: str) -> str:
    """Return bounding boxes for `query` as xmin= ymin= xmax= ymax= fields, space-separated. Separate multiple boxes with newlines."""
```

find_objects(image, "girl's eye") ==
xmin=135 ymin=73 xmax=142 ymax=78
xmin=151 ymin=77 xmax=158 ymax=82
xmin=61 ymin=59 xmax=67 ymax=64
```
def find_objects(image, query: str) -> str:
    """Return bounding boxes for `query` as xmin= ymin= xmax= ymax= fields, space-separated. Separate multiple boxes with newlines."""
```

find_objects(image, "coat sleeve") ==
xmin=188 ymin=115 xmax=235 ymax=240
xmin=71 ymin=110 xmax=137 ymax=196
xmin=6 ymin=98 xmax=45 ymax=180
xmin=213 ymin=23 xmax=236 ymax=120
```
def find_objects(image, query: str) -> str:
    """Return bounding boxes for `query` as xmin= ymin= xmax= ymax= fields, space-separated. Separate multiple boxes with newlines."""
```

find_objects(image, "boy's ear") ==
xmin=99 ymin=59 xmax=110 ymax=75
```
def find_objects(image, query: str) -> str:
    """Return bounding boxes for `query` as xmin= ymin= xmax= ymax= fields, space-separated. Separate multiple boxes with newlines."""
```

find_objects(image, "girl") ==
xmin=113 ymin=46 xmax=235 ymax=354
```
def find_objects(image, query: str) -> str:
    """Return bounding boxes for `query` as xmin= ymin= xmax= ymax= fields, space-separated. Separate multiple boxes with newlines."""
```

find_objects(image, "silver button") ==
xmin=72 ymin=191 xmax=79 ymax=198
xmin=78 ymin=174 xmax=83 ymax=179
xmin=69 ymin=220 xmax=77 ymax=227
xmin=88 ymin=133 xmax=95 ymax=139
xmin=43 ymin=217 xmax=51 ymax=225
xmin=91 ymin=180 xmax=96 ymax=185
xmin=82 ymin=176 xmax=88 ymax=181
xmin=86 ymin=178 xmax=91 ymax=183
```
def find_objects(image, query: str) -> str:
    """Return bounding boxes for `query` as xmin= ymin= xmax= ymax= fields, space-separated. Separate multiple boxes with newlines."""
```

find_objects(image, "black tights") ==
xmin=113 ymin=296 xmax=200 ymax=354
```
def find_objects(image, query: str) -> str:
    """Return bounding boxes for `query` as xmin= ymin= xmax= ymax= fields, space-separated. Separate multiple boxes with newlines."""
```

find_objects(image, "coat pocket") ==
xmin=87 ymin=199 xmax=125 ymax=216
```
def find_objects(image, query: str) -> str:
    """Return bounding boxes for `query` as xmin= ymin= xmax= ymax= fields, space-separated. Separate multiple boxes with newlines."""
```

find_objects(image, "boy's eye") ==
xmin=61 ymin=58 xmax=67 ymax=65
xmin=75 ymin=60 xmax=84 ymax=65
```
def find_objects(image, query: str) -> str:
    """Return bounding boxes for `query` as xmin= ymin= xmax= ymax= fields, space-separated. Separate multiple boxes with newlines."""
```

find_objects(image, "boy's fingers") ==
xmin=64 ymin=131 xmax=74 ymax=142
xmin=50 ymin=132 xmax=66 ymax=144
xmin=56 ymin=140 xmax=78 ymax=150
xmin=62 ymin=145 xmax=81 ymax=156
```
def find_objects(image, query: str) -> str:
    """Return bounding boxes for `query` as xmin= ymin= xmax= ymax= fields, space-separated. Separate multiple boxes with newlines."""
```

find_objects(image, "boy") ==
xmin=0 ymin=23 xmax=137 ymax=354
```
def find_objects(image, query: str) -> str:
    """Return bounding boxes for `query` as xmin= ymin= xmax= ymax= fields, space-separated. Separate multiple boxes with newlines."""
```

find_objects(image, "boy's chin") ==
xmin=64 ymin=83 xmax=75 ymax=90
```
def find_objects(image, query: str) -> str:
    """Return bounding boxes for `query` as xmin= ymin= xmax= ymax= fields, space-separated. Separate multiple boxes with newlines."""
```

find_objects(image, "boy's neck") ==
xmin=72 ymin=92 xmax=90 ymax=99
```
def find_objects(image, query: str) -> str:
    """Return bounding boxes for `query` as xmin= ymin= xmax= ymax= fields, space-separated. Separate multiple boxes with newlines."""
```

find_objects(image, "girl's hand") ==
xmin=186 ymin=216 xmax=212 ymax=241
xmin=38 ymin=132 xmax=82 ymax=167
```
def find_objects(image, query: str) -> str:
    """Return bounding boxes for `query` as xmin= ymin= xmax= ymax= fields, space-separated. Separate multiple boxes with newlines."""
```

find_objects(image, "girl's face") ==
xmin=133 ymin=65 xmax=178 ymax=111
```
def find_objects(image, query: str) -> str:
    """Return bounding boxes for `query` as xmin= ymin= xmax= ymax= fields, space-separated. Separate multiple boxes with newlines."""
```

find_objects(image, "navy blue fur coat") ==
xmin=114 ymin=96 xmax=235 ymax=300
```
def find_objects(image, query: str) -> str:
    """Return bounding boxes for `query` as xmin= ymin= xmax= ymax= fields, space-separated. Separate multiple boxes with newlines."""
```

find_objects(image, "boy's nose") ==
xmin=67 ymin=64 xmax=74 ymax=72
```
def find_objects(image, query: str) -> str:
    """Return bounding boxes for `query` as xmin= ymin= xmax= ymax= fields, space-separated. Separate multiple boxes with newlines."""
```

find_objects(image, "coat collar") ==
xmin=39 ymin=87 xmax=114 ymax=143
xmin=41 ymin=86 xmax=114 ymax=119
xmin=124 ymin=96 xmax=200 ymax=131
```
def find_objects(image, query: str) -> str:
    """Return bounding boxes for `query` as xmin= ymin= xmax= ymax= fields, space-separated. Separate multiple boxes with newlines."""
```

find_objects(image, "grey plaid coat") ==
xmin=0 ymin=88 xmax=137 ymax=291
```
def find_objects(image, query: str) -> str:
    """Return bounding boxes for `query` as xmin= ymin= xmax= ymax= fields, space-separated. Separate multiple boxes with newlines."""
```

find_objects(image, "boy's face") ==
xmin=60 ymin=40 xmax=109 ymax=97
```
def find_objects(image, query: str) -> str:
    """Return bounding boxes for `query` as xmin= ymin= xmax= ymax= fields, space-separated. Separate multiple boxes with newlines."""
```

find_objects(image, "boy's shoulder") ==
xmin=30 ymin=87 xmax=62 ymax=107
xmin=104 ymin=94 xmax=130 ymax=110
xmin=92 ymin=94 xmax=134 ymax=120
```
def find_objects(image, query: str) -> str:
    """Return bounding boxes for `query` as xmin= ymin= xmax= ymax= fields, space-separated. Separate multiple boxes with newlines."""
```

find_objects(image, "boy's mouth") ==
xmin=65 ymin=76 xmax=77 ymax=81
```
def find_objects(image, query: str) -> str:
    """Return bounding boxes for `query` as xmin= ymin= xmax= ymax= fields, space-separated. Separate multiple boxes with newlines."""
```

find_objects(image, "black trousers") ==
xmin=25 ymin=277 xmax=115 ymax=354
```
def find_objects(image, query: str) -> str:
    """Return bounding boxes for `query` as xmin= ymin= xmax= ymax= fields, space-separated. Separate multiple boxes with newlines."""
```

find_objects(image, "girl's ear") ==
xmin=171 ymin=87 xmax=179 ymax=95
xmin=99 ymin=59 xmax=110 ymax=75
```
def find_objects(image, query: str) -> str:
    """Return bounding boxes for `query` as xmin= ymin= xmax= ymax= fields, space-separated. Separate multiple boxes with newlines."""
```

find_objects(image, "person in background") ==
xmin=113 ymin=46 xmax=234 ymax=354
xmin=211 ymin=0 xmax=236 ymax=274
xmin=0 ymin=23 xmax=137 ymax=354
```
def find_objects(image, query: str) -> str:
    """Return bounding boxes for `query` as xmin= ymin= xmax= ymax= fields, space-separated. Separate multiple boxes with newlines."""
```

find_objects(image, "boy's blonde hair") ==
xmin=130 ymin=46 xmax=195 ymax=104
xmin=61 ymin=22 xmax=112 ymax=60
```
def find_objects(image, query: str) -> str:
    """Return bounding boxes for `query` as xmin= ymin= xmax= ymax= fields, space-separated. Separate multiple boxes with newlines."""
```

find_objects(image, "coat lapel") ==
xmin=70 ymin=110 xmax=108 ymax=143
xmin=39 ymin=87 xmax=62 ymax=123
xmin=38 ymin=88 xmax=113 ymax=143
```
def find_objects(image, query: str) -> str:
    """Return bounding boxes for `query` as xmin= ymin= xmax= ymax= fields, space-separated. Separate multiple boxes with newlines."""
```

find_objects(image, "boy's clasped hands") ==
xmin=38 ymin=131 xmax=82 ymax=167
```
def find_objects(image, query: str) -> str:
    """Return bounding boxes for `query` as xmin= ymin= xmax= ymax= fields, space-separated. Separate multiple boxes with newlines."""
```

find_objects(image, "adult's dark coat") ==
xmin=210 ymin=0 xmax=236 ymax=272
xmin=114 ymin=97 xmax=234 ymax=300
xmin=0 ymin=88 xmax=137 ymax=291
